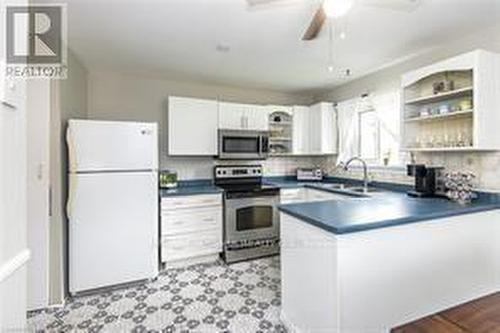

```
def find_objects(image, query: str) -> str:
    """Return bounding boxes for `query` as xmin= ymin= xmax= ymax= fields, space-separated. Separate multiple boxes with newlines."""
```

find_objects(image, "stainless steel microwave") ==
xmin=218 ymin=130 xmax=269 ymax=160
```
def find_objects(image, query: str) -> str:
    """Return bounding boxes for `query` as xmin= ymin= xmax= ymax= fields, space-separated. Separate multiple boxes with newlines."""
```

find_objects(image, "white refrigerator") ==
xmin=66 ymin=119 xmax=159 ymax=294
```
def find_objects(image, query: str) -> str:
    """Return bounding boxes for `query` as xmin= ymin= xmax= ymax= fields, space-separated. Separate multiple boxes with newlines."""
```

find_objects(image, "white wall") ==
xmin=317 ymin=24 xmax=500 ymax=191
xmin=86 ymin=70 xmax=323 ymax=179
xmin=27 ymin=80 xmax=51 ymax=310
xmin=49 ymin=50 xmax=88 ymax=304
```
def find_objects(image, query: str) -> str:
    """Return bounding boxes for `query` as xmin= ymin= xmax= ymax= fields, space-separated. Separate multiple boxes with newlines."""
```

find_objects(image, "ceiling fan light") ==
xmin=323 ymin=0 xmax=353 ymax=18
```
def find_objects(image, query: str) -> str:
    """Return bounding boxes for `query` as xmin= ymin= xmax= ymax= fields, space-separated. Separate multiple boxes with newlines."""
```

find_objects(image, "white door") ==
xmin=0 ymin=81 xmax=28 ymax=330
xmin=68 ymin=171 xmax=158 ymax=293
xmin=168 ymin=96 xmax=218 ymax=155
xmin=26 ymin=80 xmax=50 ymax=310
xmin=67 ymin=120 xmax=158 ymax=172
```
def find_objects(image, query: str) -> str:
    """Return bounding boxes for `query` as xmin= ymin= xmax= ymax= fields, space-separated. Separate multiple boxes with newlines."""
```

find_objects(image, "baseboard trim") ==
xmin=0 ymin=249 xmax=31 ymax=283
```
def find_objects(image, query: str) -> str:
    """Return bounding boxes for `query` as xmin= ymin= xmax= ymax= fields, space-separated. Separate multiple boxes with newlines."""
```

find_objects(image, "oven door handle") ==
xmin=226 ymin=199 xmax=278 ymax=210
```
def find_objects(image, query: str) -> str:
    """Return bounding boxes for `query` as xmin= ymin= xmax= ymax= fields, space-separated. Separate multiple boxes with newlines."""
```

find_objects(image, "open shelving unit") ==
xmin=401 ymin=50 xmax=500 ymax=152
xmin=268 ymin=106 xmax=293 ymax=155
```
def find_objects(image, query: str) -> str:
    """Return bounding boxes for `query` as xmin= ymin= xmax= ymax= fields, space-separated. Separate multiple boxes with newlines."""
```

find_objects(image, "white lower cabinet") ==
xmin=161 ymin=230 xmax=222 ymax=262
xmin=306 ymin=189 xmax=347 ymax=202
xmin=161 ymin=207 xmax=222 ymax=235
xmin=280 ymin=188 xmax=308 ymax=204
xmin=281 ymin=187 xmax=346 ymax=204
xmin=161 ymin=194 xmax=222 ymax=264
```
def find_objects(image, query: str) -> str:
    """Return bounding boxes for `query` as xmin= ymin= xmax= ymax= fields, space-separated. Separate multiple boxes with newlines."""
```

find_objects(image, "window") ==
xmin=337 ymin=91 xmax=402 ymax=167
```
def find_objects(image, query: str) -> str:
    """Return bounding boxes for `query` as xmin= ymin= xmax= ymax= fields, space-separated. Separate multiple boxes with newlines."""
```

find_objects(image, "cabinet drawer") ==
xmin=161 ymin=207 xmax=222 ymax=236
xmin=161 ymin=194 xmax=221 ymax=210
xmin=161 ymin=230 xmax=222 ymax=263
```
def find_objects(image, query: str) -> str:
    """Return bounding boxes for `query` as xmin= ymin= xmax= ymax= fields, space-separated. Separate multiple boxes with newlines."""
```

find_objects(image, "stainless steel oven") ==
xmin=225 ymin=191 xmax=279 ymax=241
xmin=214 ymin=165 xmax=280 ymax=263
xmin=218 ymin=130 xmax=269 ymax=160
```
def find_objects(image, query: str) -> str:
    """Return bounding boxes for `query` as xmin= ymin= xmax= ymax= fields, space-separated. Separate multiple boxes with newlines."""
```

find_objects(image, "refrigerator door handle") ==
xmin=67 ymin=173 xmax=76 ymax=221
xmin=66 ymin=126 xmax=77 ymax=173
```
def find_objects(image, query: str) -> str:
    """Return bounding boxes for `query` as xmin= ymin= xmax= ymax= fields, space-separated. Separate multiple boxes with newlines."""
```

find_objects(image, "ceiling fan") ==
xmin=246 ymin=0 xmax=422 ymax=41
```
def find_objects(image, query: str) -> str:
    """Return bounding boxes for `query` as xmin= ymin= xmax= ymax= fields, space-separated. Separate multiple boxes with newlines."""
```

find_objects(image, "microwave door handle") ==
xmin=260 ymin=136 xmax=268 ymax=155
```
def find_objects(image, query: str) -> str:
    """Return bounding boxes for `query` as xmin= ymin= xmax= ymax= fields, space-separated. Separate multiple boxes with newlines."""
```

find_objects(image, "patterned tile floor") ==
xmin=28 ymin=256 xmax=285 ymax=332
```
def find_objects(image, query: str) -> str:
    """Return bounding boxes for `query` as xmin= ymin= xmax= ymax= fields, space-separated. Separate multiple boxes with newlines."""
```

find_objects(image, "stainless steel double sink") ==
xmin=315 ymin=183 xmax=383 ymax=195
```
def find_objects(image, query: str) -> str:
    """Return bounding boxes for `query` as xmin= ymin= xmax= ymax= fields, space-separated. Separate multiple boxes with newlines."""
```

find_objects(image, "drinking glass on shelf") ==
xmin=434 ymin=134 xmax=445 ymax=148
xmin=456 ymin=131 xmax=466 ymax=147
xmin=415 ymin=136 xmax=422 ymax=148
xmin=443 ymin=133 xmax=451 ymax=148
xmin=428 ymin=135 xmax=437 ymax=148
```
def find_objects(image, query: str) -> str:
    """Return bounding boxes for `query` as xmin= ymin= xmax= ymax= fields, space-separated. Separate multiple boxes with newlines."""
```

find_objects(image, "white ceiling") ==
xmin=49 ymin=0 xmax=500 ymax=92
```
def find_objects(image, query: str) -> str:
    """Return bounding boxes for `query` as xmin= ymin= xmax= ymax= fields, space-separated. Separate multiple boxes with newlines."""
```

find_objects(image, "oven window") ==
xmin=236 ymin=206 xmax=273 ymax=231
xmin=223 ymin=137 xmax=260 ymax=153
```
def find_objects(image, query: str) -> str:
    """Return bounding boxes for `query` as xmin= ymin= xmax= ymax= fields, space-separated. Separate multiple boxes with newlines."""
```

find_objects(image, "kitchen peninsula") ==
xmin=278 ymin=187 xmax=500 ymax=333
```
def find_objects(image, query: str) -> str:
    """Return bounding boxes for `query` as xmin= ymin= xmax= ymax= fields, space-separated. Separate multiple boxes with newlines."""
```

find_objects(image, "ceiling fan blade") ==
xmin=302 ymin=6 xmax=326 ymax=41
xmin=360 ymin=0 xmax=422 ymax=12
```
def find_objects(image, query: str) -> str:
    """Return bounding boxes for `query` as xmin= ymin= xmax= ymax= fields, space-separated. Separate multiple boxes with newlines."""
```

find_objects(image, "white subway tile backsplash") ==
xmin=161 ymin=156 xmax=326 ymax=180
xmin=163 ymin=152 xmax=500 ymax=191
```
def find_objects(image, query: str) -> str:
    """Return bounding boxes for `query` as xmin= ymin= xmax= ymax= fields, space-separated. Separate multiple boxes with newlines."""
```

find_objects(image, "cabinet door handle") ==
xmin=1 ymin=100 xmax=16 ymax=110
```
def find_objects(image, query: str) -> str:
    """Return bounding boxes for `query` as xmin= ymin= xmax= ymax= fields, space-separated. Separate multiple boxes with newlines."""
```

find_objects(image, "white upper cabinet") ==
xmin=219 ymin=102 xmax=246 ymax=130
xmin=402 ymin=50 xmax=500 ymax=151
xmin=168 ymin=96 xmax=218 ymax=156
xmin=292 ymin=106 xmax=311 ymax=154
xmin=219 ymin=102 xmax=268 ymax=131
xmin=293 ymin=102 xmax=337 ymax=155
xmin=317 ymin=102 xmax=338 ymax=155
xmin=246 ymin=105 xmax=269 ymax=131
xmin=167 ymin=97 xmax=338 ymax=157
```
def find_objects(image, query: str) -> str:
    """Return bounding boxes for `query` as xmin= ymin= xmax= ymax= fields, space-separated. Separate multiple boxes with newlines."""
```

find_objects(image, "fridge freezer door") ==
xmin=67 ymin=120 xmax=158 ymax=172
xmin=68 ymin=171 xmax=158 ymax=294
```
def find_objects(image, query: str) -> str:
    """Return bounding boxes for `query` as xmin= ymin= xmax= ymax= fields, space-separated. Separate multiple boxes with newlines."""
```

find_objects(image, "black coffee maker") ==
xmin=407 ymin=164 xmax=444 ymax=198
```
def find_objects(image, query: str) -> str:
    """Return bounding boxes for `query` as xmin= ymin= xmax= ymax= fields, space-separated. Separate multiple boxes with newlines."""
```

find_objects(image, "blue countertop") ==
xmin=277 ymin=181 xmax=500 ymax=235
xmin=160 ymin=179 xmax=223 ymax=197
